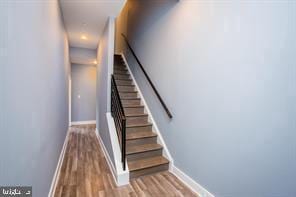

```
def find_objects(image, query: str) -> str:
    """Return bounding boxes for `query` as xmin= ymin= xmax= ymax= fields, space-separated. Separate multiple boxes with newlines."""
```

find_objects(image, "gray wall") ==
xmin=0 ymin=1 xmax=70 ymax=196
xmin=71 ymin=64 xmax=96 ymax=122
xmin=117 ymin=1 xmax=296 ymax=196
xmin=70 ymin=47 xmax=97 ymax=65
xmin=97 ymin=18 xmax=116 ymax=164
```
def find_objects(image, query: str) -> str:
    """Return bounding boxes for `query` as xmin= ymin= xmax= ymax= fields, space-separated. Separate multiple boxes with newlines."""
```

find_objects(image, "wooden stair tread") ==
xmin=126 ymin=122 xmax=152 ymax=128
xmin=120 ymin=96 xmax=139 ymax=99
xmin=126 ymin=131 xmax=157 ymax=140
xmin=124 ymin=105 xmax=144 ymax=108
xmin=126 ymin=114 xmax=148 ymax=117
xmin=114 ymin=73 xmax=129 ymax=76
xmin=114 ymin=72 xmax=128 ymax=75
xmin=127 ymin=144 xmax=162 ymax=155
xmin=119 ymin=90 xmax=138 ymax=93
xmin=121 ymin=98 xmax=141 ymax=100
xmin=114 ymin=68 xmax=127 ymax=70
xmin=116 ymin=78 xmax=133 ymax=81
xmin=117 ymin=84 xmax=135 ymax=87
xmin=114 ymin=69 xmax=127 ymax=72
xmin=115 ymin=79 xmax=132 ymax=83
xmin=128 ymin=156 xmax=169 ymax=171
xmin=119 ymin=91 xmax=137 ymax=94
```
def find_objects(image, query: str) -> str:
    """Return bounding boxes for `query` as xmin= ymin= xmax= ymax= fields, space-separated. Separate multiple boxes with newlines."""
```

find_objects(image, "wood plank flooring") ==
xmin=54 ymin=125 xmax=198 ymax=197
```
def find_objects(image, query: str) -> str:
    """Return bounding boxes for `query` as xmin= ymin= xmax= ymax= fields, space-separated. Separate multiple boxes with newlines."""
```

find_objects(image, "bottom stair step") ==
xmin=128 ymin=156 xmax=169 ymax=178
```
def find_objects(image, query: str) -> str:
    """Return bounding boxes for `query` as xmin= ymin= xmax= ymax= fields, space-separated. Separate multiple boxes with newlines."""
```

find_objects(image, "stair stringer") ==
xmin=119 ymin=53 xmax=174 ymax=170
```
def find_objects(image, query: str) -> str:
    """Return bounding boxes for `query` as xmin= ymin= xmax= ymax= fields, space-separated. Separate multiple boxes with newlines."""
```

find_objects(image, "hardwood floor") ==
xmin=54 ymin=125 xmax=198 ymax=197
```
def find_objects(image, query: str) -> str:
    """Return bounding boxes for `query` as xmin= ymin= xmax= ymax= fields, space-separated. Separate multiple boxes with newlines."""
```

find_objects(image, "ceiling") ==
xmin=60 ymin=0 xmax=126 ymax=50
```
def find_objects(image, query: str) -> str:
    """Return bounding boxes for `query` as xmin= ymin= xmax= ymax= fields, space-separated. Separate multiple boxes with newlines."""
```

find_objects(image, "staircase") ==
xmin=113 ymin=54 xmax=169 ymax=179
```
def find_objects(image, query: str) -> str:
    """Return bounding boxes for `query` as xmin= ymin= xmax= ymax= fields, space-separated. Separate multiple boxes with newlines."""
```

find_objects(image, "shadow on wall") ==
xmin=127 ymin=0 xmax=178 ymax=40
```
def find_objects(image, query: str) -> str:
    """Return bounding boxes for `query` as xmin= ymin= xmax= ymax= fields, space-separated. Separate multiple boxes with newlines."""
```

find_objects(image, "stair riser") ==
xmin=116 ymin=80 xmax=133 ymax=86
xmin=127 ymin=149 xmax=163 ymax=161
xmin=126 ymin=125 xmax=152 ymax=133
xmin=126 ymin=116 xmax=148 ymax=125
xmin=124 ymin=107 xmax=144 ymax=115
xmin=115 ymin=80 xmax=133 ymax=86
xmin=114 ymin=60 xmax=123 ymax=64
xmin=114 ymin=75 xmax=130 ymax=80
xmin=114 ymin=69 xmax=128 ymax=73
xmin=114 ymin=70 xmax=128 ymax=75
xmin=122 ymin=100 xmax=141 ymax=106
xmin=126 ymin=137 xmax=157 ymax=146
xmin=117 ymin=86 xmax=135 ymax=92
xmin=119 ymin=92 xmax=138 ymax=99
xmin=114 ymin=55 xmax=122 ymax=60
xmin=114 ymin=72 xmax=129 ymax=76
xmin=114 ymin=66 xmax=127 ymax=69
xmin=129 ymin=163 xmax=169 ymax=179
xmin=114 ymin=60 xmax=124 ymax=64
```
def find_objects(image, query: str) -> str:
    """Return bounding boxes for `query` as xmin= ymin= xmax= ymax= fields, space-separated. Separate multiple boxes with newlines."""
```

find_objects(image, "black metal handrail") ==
xmin=121 ymin=33 xmax=173 ymax=119
xmin=111 ymin=75 xmax=126 ymax=170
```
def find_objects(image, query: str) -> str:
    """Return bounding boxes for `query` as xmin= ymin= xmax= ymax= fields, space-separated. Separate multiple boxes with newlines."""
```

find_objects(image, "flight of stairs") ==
xmin=113 ymin=54 xmax=169 ymax=179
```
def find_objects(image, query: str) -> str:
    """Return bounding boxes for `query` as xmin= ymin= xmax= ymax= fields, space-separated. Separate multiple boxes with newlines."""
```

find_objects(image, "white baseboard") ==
xmin=71 ymin=120 xmax=96 ymax=126
xmin=95 ymin=127 xmax=129 ymax=186
xmin=95 ymin=128 xmax=117 ymax=180
xmin=171 ymin=165 xmax=215 ymax=197
xmin=48 ymin=129 xmax=70 ymax=197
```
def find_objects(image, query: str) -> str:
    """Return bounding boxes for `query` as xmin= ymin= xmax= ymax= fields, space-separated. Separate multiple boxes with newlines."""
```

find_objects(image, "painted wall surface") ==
xmin=70 ymin=47 xmax=97 ymax=65
xmin=115 ymin=4 xmax=129 ymax=54
xmin=71 ymin=64 xmax=96 ymax=122
xmin=116 ymin=1 xmax=296 ymax=196
xmin=0 ymin=1 xmax=70 ymax=196
xmin=96 ymin=18 xmax=116 ymax=164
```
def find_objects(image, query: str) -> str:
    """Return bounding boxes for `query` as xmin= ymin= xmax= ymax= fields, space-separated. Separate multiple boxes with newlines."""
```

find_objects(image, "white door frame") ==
xmin=69 ymin=77 xmax=72 ymax=126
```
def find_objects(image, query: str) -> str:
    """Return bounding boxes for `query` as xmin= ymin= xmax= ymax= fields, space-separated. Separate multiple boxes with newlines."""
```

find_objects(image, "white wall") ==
xmin=117 ymin=1 xmax=296 ymax=196
xmin=96 ymin=17 xmax=116 ymax=164
xmin=71 ymin=64 xmax=96 ymax=122
xmin=0 ymin=1 xmax=70 ymax=196
xmin=70 ymin=47 xmax=97 ymax=65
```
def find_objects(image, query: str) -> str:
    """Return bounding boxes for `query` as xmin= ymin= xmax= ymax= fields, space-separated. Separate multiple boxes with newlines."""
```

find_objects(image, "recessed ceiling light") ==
xmin=81 ymin=35 xmax=88 ymax=40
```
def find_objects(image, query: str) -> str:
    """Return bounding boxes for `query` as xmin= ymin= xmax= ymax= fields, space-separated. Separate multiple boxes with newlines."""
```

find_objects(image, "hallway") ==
xmin=54 ymin=125 xmax=197 ymax=197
